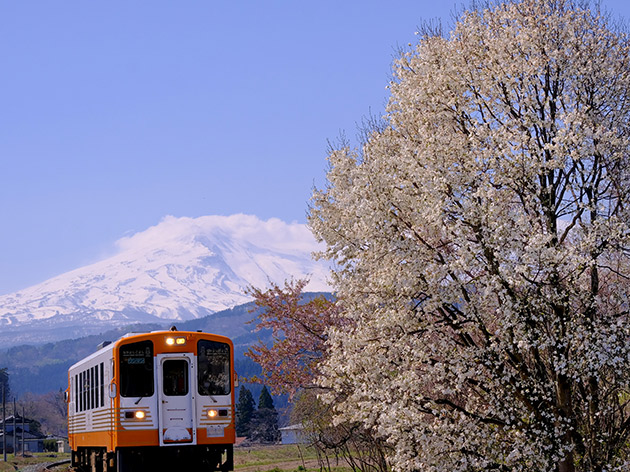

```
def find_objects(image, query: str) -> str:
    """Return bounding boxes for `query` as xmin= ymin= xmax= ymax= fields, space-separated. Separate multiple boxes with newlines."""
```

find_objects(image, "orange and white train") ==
xmin=67 ymin=329 xmax=236 ymax=472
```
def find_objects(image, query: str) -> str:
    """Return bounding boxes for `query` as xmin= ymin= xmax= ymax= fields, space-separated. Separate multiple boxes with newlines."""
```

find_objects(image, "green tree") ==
xmin=249 ymin=386 xmax=280 ymax=444
xmin=249 ymin=408 xmax=280 ymax=444
xmin=257 ymin=385 xmax=274 ymax=410
xmin=235 ymin=386 xmax=255 ymax=437
xmin=0 ymin=368 xmax=10 ymax=401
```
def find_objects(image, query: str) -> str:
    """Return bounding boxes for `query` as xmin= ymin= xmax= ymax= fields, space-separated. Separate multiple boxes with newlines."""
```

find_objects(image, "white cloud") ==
xmin=115 ymin=214 xmax=324 ymax=255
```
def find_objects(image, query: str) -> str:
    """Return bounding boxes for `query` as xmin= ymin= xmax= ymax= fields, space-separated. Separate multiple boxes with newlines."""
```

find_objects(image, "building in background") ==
xmin=279 ymin=424 xmax=305 ymax=445
xmin=0 ymin=414 xmax=45 ymax=453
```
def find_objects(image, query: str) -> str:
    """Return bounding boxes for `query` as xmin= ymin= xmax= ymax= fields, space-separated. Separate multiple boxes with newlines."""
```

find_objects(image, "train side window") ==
xmin=119 ymin=340 xmax=154 ymax=398
xmin=75 ymin=374 xmax=79 ymax=412
xmin=94 ymin=365 xmax=99 ymax=409
xmin=86 ymin=369 xmax=90 ymax=410
xmin=90 ymin=367 xmax=95 ymax=410
xmin=84 ymin=370 xmax=89 ymax=411
xmin=197 ymin=340 xmax=231 ymax=396
xmin=82 ymin=371 xmax=86 ymax=412
xmin=100 ymin=363 xmax=105 ymax=407
xmin=87 ymin=368 xmax=91 ymax=410
xmin=79 ymin=371 xmax=84 ymax=412
xmin=85 ymin=370 xmax=88 ymax=411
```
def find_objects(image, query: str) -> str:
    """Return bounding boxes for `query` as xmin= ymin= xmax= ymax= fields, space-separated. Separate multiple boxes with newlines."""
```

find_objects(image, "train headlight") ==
xmin=165 ymin=336 xmax=186 ymax=346
xmin=207 ymin=409 xmax=218 ymax=419
xmin=125 ymin=410 xmax=147 ymax=420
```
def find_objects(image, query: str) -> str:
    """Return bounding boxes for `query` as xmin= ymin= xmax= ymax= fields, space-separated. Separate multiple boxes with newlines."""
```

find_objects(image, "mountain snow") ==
xmin=0 ymin=214 xmax=331 ymax=346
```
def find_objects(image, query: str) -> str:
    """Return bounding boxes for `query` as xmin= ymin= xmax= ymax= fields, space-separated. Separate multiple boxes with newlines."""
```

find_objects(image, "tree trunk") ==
xmin=557 ymin=373 xmax=576 ymax=472
xmin=558 ymin=454 xmax=575 ymax=472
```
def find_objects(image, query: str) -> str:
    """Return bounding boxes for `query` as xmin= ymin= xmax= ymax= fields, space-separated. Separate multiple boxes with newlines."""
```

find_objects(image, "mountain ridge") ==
xmin=0 ymin=214 xmax=330 ymax=347
xmin=0 ymin=292 xmax=331 ymax=396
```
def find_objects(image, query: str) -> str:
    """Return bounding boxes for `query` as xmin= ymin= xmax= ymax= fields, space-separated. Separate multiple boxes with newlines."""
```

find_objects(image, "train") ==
xmin=66 ymin=328 xmax=236 ymax=472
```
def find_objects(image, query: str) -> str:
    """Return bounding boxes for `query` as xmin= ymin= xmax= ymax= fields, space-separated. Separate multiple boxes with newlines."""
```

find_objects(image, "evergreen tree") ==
xmin=249 ymin=385 xmax=280 ymax=443
xmin=235 ymin=386 xmax=255 ymax=437
xmin=0 ymin=368 xmax=10 ymax=401
xmin=257 ymin=385 xmax=274 ymax=410
xmin=249 ymin=408 xmax=280 ymax=444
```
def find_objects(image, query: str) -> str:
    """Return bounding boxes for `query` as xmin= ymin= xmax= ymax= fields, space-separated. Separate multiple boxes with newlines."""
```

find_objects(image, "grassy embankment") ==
xmin=235 ymin=444 xmax=340 ymax=472
xmin=0 ymin=445 xmax=350 ymax=472
xmin=0 ymin=452 xmax=70 ymax=471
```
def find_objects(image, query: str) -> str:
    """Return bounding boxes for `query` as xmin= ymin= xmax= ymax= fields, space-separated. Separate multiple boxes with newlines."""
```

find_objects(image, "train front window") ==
xmin=119 ymin=340 xmax=154 ymax=398
xmin=197 ymin=340 xmax=231 ymax=395
xmin=163 ymin=359 xmax=189 ymax=396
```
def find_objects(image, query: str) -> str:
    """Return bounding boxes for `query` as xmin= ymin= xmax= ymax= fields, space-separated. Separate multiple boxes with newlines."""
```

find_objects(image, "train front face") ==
xmin=115 ymin=331 xmax=236 ymax=451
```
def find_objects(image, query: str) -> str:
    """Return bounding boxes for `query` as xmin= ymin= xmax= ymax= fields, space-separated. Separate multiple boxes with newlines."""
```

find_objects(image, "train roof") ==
xmin=69 ymin=329 xmax=233 ymax=371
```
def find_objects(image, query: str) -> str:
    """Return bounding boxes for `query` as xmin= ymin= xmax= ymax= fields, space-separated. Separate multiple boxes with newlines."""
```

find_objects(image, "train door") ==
xmin=157 ymin=353 xmax=197 ymax=446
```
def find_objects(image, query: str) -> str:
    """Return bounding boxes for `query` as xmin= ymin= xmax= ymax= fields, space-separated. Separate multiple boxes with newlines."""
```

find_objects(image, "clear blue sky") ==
xmin=1 ymin=0 xmax=629 ymax=295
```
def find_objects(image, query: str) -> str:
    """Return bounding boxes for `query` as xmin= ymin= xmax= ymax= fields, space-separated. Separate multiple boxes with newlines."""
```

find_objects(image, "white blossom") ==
xmin=310 ymin=1 xmax=630 ymax=471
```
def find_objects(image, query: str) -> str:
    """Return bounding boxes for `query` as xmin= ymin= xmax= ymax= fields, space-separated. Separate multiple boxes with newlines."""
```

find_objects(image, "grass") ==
xmin=0 ymin=445 xmax=344 ymax=472
xmin=235 ymin=444 xmax=317 ymax=469
xmin=236 ymin=444 xmax=316 ymax=464
xmin=0 ymin=452 xmax=70 ymax=472
xmin=234 ymin=444 xmax=350 ymax=472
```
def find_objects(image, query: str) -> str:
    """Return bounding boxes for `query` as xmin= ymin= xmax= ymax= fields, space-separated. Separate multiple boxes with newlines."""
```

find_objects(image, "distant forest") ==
xmin=0 ymin=299 xmax=276 ymax=394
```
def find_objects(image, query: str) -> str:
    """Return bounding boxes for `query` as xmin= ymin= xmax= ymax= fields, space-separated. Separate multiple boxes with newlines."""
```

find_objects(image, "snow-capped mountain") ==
xmin=0 ymin=214 xmax=331 ymax=347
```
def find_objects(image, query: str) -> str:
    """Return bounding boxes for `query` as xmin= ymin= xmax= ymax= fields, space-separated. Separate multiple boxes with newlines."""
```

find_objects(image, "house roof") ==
xmin=279 ymin=424 xmax=304 ymax=431
xmin=0 ymin=414 xmax=35 ymax=425
xmin=0 ymin=429 xmax=45 ymax=440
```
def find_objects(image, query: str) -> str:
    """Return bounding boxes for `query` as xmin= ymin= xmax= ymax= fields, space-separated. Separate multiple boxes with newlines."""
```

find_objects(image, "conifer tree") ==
xmin=257 ymin=385 xmax=274 ymax=410
xmin=235 ymin=386 xmax=255 ymax=437
xmin=0 ymin=368 xmax=10 ymax=401
xmin=249 ymin=385 xmax=280 ymax=443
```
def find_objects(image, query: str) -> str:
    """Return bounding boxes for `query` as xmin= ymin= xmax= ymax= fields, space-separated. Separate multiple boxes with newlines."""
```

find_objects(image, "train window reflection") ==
xmin=119 ymin=341 xmax=154 ymax=398
xmin=197 ymin=340 xmax=231 ymax=396
xmin=163 ymin=359 xmax=189 ymax=396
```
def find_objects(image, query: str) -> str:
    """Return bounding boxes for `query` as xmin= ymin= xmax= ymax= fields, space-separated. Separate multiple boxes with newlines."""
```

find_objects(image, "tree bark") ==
xmin=557 ymin=373 xmax=576 ymax=472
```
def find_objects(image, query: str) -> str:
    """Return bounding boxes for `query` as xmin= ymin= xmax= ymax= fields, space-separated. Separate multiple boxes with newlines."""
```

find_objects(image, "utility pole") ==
xmin=12 ymin=398 xmax=16 ymax=458
xmin=21 ymin=406 xmax=24 ymax=457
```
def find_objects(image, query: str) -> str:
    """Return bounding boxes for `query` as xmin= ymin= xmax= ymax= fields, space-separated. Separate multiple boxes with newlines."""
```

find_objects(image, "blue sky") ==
xmin=1 ymin=0 xmax=630 ymax=295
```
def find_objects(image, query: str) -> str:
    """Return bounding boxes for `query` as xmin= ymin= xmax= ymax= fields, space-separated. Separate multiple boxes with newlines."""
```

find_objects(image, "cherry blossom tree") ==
xmin=246 ymin=280 xmax=390 ymax=472
xmin=245 ymin=279 xmax=337 ymax=397
xmin=310 ymin=1 xmax=630 ymax=471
